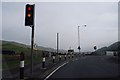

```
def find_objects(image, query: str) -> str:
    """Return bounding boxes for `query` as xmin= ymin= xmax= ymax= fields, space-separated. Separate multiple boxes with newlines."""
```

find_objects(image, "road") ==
xmin=47 ymin=56 xmax=119 ymax=79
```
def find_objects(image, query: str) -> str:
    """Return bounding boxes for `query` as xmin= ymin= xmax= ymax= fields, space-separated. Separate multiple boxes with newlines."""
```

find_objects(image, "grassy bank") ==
xmin=2 ymin=41 xmax=43 ymax=70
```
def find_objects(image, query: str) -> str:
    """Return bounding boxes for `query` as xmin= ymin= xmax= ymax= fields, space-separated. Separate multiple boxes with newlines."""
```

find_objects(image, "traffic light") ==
xmin=25 ymin=4 xmax=35 ymax=26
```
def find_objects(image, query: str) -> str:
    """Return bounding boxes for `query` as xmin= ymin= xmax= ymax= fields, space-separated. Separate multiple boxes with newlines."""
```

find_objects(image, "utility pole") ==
xmin=78 ymin=26 xmax=80 ymax=54
xmin=57 ymin=33 xmax=59 ymax=55
xmin=77 ymin=25 xmax=87 ymax=55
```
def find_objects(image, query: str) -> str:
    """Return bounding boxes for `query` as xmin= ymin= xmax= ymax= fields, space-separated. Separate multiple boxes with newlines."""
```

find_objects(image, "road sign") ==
xmin=94 ymin=46 xmax=97 ymax=50
xmin=78 ymin=46 xmax=81 ymax=50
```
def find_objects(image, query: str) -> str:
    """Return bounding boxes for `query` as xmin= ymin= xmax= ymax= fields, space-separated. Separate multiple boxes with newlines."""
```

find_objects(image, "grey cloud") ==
xmin=2 ymin=2 xmax=118 ymax=52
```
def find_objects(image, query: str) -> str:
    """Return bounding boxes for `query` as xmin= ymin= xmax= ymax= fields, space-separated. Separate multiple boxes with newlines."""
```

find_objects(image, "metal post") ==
xmin=53 ymin=56 xmax=55 ymax=64
xmin=30 ymin=4 xmax=35 ymax=75
xmin=78 ymin=25 xmax=86 ymax=56
xmin=57 ymin=33 xmax=59 ymax=55
xmin=78 ymin=26 xmax=80 ymax=55
xmin=30 ymin=25 xmax=34 ymax=75
xmin=20 ymin=52 xmax=24 ymax=79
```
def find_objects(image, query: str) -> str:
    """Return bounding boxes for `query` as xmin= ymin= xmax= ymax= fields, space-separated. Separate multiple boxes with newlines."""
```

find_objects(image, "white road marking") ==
xmin=44 ymin=62 xmax=68 ymax=80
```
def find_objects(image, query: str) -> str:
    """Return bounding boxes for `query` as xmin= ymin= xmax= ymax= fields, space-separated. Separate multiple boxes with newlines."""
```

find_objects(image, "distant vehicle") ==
xmin=2 ymin=50 xmax=15 ymax=55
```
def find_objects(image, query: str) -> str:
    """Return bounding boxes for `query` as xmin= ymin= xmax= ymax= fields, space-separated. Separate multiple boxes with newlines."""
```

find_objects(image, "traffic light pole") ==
xmin=30 ymin=25 xmax=34 ymax=75
xmin=25 ymin=4 xmax=35 ymax=76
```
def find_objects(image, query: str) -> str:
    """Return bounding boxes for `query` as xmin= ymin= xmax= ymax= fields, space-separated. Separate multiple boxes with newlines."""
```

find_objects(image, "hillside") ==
xmin=1 ymin=40 xmax=67 ymax=53
xmin=2 ymin=40 xmax=31 ymax=54
xmin=107 ymin=41 xmax=120 ymax=51
xmin=96 ymin=47 xmax=108 ymax=52
xmin=95 ymin=41 xmax=120 ymax=55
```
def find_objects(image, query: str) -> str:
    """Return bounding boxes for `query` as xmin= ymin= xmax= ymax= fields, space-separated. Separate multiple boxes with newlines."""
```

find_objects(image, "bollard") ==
xmin=68 ymin=55 xmax=70 ymax=59
xmin=65 ymin=54 xmax=66 ymax=60
xmin=53 ymin=56 xmax=55 ymax=64
xmin=20 ymin=52 xmax=24 ymax=80
xmin=59 ymin=55 xmax=61 ymax=61
xmin=42 ymin=51 xmax=46 ymax=69
xmin=42 ymin=57 xmax=45 ymax=68
xmin=72 ymin=54 xmax=74 ymax=58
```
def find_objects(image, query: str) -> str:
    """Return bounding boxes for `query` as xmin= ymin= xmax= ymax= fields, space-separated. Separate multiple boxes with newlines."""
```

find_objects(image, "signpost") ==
xmin=25 ymin=4 xmax=35 ymax=75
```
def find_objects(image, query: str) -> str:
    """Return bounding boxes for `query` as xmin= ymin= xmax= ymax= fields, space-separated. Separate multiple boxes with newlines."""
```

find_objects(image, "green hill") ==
xmin=2 ymin=40 xmax=31 ymax=54
xmin=1 ymin=40 xmax=67 ymax=70
xmin=1 ymin=40 xmax=67 ymax=54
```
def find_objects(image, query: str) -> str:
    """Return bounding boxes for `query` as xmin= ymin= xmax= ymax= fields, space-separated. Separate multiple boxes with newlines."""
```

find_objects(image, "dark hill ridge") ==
xmin=96 ymin=41 xmax=120 ymax=54
xmin=107 ymin=41 xmax=120 ymax=51
xmin=96 ymin=47 xmax=108 ymax=52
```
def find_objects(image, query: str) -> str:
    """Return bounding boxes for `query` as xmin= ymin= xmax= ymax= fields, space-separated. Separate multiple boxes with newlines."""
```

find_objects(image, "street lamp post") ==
xmin=78 ymin=25 xmax=86 ymax=55
xmin=78 ymin=26 xmax=80 ymax=54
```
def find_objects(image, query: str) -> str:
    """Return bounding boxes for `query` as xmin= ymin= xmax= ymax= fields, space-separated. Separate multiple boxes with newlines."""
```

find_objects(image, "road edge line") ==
xmin=44 ymin=61 xmax=68 ymax=80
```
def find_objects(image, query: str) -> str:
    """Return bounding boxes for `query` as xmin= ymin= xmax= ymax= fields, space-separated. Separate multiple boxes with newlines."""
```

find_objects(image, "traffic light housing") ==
xmin=25 ymin=4 xmax=35 ymax=26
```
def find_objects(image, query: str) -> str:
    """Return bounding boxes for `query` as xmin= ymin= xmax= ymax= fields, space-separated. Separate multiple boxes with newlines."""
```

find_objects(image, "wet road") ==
xmin=47 ymin=56 xmax=119 ymax=79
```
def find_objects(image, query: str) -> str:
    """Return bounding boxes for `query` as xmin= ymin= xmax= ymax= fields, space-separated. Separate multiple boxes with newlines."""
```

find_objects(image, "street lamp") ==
xmin=78 ymin=24 xmax=86 ymax=55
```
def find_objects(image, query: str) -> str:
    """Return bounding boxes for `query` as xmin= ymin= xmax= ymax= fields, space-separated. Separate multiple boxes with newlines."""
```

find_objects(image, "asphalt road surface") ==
xmin=47 ymin=56 xmax=119 ymax=79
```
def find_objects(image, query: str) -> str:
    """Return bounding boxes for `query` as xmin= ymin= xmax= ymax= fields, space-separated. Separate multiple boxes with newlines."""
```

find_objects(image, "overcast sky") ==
xmin=1 ymin=2 xmax=118 ymax=52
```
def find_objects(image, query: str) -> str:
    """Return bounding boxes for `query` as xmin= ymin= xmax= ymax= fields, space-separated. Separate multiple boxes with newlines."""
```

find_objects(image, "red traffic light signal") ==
xmin=25 ymin=4 xmax=35 ymax=26
xmin=28 ymin=7 xmax=31 ymax=11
